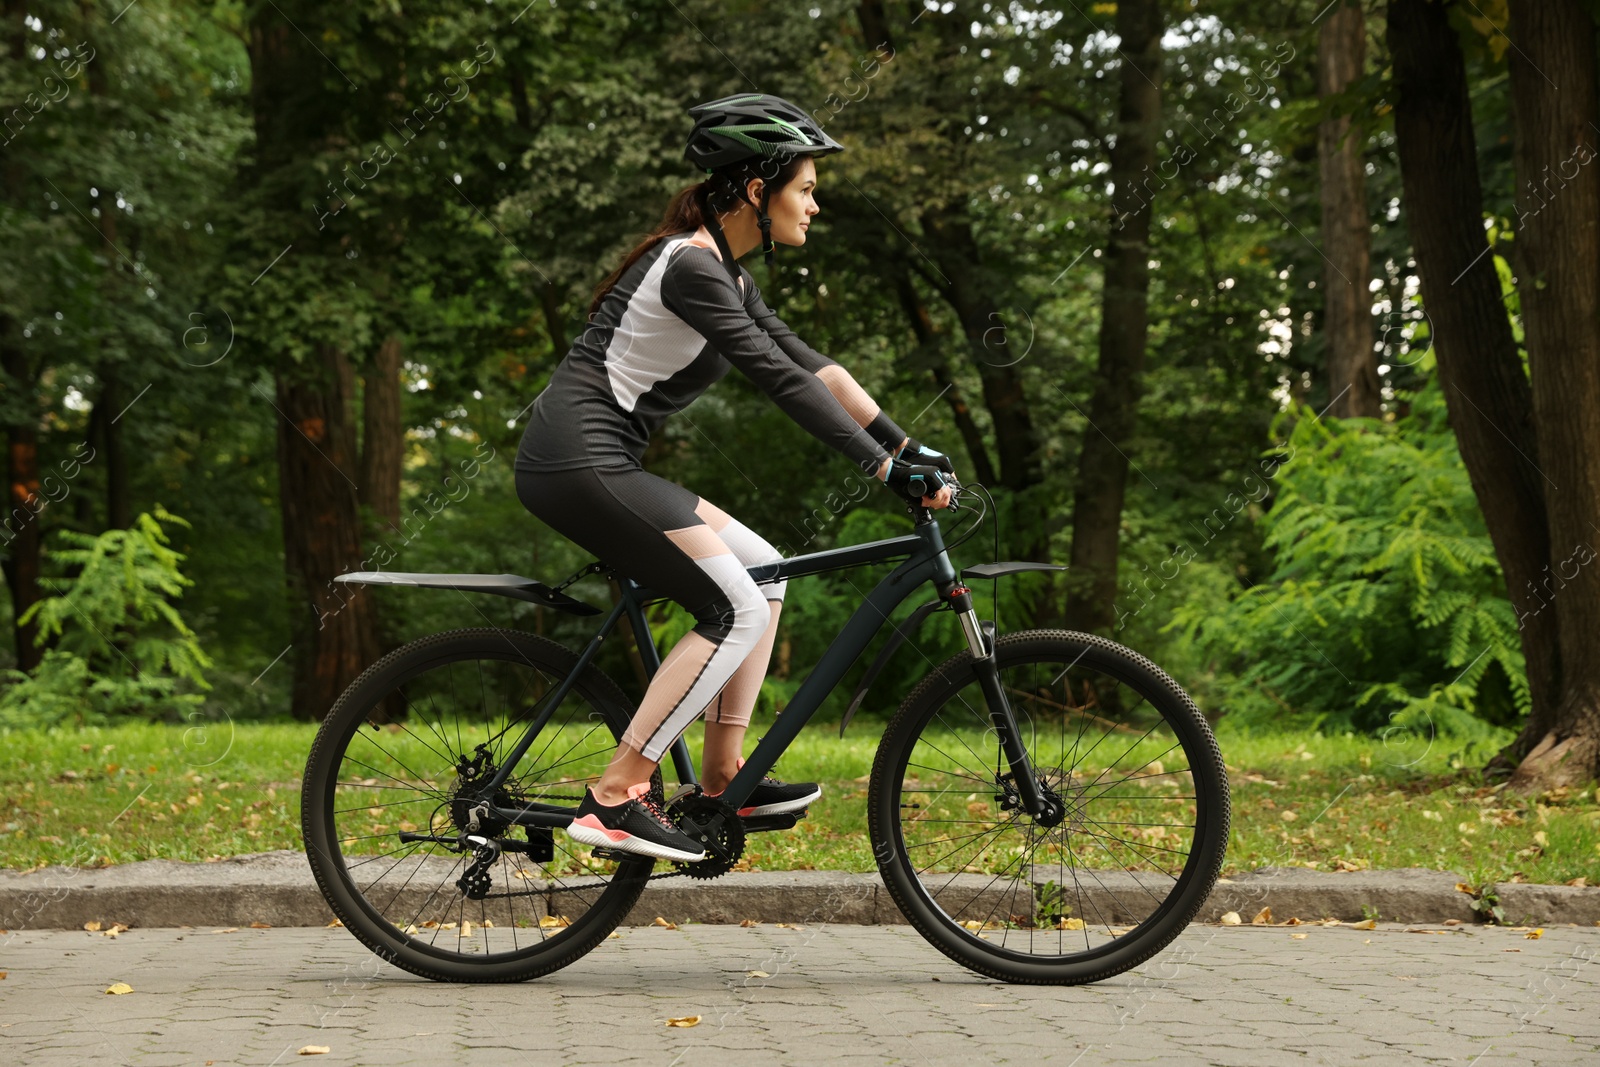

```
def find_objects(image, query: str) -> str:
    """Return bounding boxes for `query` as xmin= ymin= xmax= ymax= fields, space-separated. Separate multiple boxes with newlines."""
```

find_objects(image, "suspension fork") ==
xmin=945 ymin=582 xmax=1050 ymax=818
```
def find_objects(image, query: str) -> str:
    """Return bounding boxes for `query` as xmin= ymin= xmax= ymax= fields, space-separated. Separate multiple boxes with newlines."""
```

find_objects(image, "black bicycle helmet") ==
xmin=685 ymin=93 xmax=844 ymax=172
xmin=685 ymin=93 xmax=844 ymax=277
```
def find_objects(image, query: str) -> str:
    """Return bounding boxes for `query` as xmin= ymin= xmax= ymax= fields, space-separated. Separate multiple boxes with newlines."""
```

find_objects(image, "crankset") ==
xmin=667 ymin=793 xmax=746 ymax=879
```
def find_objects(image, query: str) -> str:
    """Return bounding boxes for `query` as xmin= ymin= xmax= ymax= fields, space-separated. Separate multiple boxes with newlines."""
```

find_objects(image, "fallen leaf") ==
xmin=774 ymin=922 xmax=803 ymax=930
xmin=1280 ymin=917 xmax=1303 ymax=926
xmin=665 ymin=1015 xmax=702 ymax=1028
xmin=403 ymin=925 xmax=419 ymax=935
xmin=83 ymin=920 xmax=103 ymax=932
xmin=1525 ymin=928 xmax=1545 ymax=940
xmin=105 ymin=982 xmax=133 ymax=995
xmin=249 ymin=922 xmax=271 ymax=930
xmin=1443 ymin=919 xmax=1463 ymax=926
xmin=0 ymin=972 xmax=7 ymax=979
xmin=747 ymin=970 xmax=771 ymax=978
xmin=1251 ymin=907 xmax=1272 ymax=926
xmin=482 ymin=921 xmax=494 ymax=929
xmin=738 ymin=919 xmax=761 ymax=928
xmin=539 ymin=915 xmax=572 ymax=929
xmin=298 ymin=1046 xmax=330 ymax=1056
xmin=1567 ymin=877 xmax=1589 ymax=888
xmin=1290 ymin=933 xmax=1308 ymax=940
xmin=1279 ymin=810 xmax=1297 ymax=823
xmin=211 ymin=928 xmax=238 ymax=934
xmin=606 ymin=932 xmax=622 ymax=940
xmin=325 ymin=920 xmax=343 ymax=928
xmin=652 ymin=917 xmax=678 ymax=930
xmin=1350 ymin=919 xmax=1377 ymax=930
xmin=1455 ymin=883 xmax=1475 ymax=895
xmin=1219 ymin=911 xmax=1242 ymax=925
xmin=1055 ymin=918 xmax=1086 ymax=931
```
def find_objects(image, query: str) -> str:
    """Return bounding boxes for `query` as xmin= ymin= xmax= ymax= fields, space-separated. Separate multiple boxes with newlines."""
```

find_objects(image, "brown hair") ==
xmin=587 ymin=155 xmax=810 ymax=318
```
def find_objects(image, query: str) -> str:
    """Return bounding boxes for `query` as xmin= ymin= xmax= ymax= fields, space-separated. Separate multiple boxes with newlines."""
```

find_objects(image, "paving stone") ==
xmin=1 ymin=923 xmax=1596 ymax=1065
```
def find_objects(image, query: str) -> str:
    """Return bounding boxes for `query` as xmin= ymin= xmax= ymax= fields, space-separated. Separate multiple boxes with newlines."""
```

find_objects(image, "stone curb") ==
xmin=2 ymin=851 xmax=1597 ymax=930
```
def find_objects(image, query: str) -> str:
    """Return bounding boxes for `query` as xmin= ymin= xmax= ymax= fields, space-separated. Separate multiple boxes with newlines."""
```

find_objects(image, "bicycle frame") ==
xmin=479 ymin=509 xmax=1048 ymax=827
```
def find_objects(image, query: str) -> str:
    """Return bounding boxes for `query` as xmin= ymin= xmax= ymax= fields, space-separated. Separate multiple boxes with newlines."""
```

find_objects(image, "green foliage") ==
xmin=1172 ymin=374 xmax=1526 ymax=739
xmin=0 ymin=508 xmax=212 ymax=726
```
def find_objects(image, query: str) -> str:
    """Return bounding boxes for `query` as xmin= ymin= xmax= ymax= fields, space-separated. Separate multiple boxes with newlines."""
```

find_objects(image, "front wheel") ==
xmin=868 ymin=629 xmax=1229 ymax=985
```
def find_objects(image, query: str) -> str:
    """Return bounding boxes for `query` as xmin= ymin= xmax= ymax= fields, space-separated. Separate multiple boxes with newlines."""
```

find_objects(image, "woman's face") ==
xmin=754 ymin=157 xmax=820 ymax=247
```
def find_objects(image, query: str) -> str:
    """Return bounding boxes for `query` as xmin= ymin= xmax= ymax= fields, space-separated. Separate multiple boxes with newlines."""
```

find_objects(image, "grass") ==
xmin=2 ymin=717 xmax=1597 ymax=887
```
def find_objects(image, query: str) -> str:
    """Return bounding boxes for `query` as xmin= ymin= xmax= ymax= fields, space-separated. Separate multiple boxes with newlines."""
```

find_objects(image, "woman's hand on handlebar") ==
xmin=880 ymin=457 xmax=959 ymax=509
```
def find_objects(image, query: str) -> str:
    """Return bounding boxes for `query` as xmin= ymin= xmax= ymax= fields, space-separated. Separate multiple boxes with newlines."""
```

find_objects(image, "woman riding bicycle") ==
xmin=514 ymin=93 xmax=958 ymax=863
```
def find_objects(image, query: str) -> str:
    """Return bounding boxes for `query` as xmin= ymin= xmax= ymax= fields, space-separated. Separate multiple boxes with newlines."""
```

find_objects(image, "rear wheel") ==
xmin=302 ymin=628 xmax=657 ymax=983
xmin=869 ymin=629 xmax=1229 ymax=985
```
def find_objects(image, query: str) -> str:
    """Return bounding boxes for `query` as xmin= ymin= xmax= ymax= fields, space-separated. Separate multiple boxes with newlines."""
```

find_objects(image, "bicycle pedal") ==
xmin=664 ymin=783 xmax=700 ymax=806
xmin=741 ymin=812 xmax=804 ymax=833
xmin=590 ymin=846 xmax=625 ymax=861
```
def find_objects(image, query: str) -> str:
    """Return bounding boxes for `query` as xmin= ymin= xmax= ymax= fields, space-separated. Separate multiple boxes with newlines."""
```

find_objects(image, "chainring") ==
xmin=666 ymin=793 xmax=746 ymax=880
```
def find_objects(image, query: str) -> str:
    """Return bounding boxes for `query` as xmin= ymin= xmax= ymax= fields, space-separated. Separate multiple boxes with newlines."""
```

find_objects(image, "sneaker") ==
xmin=565 ymin=783 xmax=708 ymax=862
xmin=707 ymin=759 xmax=822 ymax=818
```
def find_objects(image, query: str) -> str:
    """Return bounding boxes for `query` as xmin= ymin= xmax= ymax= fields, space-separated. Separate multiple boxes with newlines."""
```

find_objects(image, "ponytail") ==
xmin=588 ymin=181 xmax=710 ymax=318
xmin=587 ymin=155 xmax=809 ymax=319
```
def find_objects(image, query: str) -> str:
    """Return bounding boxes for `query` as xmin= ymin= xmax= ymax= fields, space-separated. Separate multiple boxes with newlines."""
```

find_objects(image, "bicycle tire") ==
xmin=868 ymin=629 xmax=1229 ymax=985
xmin=302 ymin=627 xmax=657 ymax=983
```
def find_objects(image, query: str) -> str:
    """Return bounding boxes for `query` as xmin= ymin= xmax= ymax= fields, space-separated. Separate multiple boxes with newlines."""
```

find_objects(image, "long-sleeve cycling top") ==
xmin=515 ymin=233 xmax=892 ymax=475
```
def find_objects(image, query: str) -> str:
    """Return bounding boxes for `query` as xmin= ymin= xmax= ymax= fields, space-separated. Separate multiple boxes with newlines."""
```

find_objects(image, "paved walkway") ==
xmin=1 ymin=923 xmax=1595 ymax=1065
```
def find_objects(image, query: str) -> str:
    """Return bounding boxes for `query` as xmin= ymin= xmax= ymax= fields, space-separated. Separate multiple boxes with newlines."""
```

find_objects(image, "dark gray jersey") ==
xmin=515 ymin=234 xmax=891 ymax=474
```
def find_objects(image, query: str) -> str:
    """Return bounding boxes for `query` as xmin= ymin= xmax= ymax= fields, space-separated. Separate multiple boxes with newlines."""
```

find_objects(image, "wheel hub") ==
xmin=449 ymin=743 xmax=514 ymax=839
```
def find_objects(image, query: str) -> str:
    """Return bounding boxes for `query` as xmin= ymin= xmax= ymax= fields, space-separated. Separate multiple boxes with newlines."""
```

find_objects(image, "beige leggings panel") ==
xmin=706 ymin=599 xmax=783 ymax=727
xmin=618 ymin=499 xmax=788 ymax=759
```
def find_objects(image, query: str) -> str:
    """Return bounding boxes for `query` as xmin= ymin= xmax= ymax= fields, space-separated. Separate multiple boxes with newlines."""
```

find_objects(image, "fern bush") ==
xmin=0 ymin=507 xmax=213 ymax=726
xmin=1170 ymin=376 xmax=1526 ymax=740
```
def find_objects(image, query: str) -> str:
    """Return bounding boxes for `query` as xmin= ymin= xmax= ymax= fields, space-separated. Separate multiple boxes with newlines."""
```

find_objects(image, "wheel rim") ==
xmin=886 ymin=645 xmax=1219 ymax=965
xmin=312 ymin=646 xmax=651 ymax=963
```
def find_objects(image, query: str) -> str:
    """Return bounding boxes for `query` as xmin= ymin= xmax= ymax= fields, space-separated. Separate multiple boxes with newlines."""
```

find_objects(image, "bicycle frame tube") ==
xmin=487 ymin=508 xmax=1044 ymax=823
xmin=479 ymin=597 xmax=630 ymax=795
xmin=620 ymin=582 xmax=698 ymax=787
xmin=720 ymin=517 xmax=958 ymax=804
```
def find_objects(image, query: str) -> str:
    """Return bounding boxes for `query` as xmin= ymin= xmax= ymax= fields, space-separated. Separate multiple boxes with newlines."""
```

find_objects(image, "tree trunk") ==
xmin=1064 ymin=0 xmax=1163 ymax=633
xmin=1387 ymin=0 xmax=1560 ymax=776
xmin=360 ymin=333 xmax=404 ymax=534
xmin=275 ymin=345 xmax=380 ymax=719
xmin=1503 ymin=0 xmax=1600 ymax=790
xmin=1317 ymin=1 xmax=1380 ymax=419
xmin=891 ymin=269 xmax=998 ymax=486
xmin=855 ymin=0 xmax=893 ymax=52
xmin=1 ymin=0 xmax=40 ymax=668
xmin=1 ymin=342 xmax=42 ymax=671
xmin=101 ymin=370 xmax=131 ymax=530
xmin=919 ymin=212 xmax=1041 ymax=494
xmin=540 ymin=281 xmax=566 ymax=363
xmin=247 ymin=6 xmax=383 ymax=718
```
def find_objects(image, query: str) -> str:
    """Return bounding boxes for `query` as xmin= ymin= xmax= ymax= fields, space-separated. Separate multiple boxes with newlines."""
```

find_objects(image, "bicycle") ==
xmin=300 ymin=483 xmax=1229 ymax=985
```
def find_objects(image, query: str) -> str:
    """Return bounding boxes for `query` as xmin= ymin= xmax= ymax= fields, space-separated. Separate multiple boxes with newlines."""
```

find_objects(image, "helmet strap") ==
xmin=758 ymin=185 xmax=775 ymax=269
xmin=700 ymin=184 xmax=744 ymax=290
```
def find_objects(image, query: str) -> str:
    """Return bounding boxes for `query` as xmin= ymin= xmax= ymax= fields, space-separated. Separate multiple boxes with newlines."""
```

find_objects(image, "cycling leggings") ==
xmin=514 ymin=464 xmax=787 ymax=762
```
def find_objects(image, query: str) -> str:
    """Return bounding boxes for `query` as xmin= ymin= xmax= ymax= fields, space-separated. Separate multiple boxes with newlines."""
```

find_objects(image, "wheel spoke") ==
xmin=306 ymin=632 xmax=653 ymax=977
xmin=878 ymin=637 xmax=1227 ymax=976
